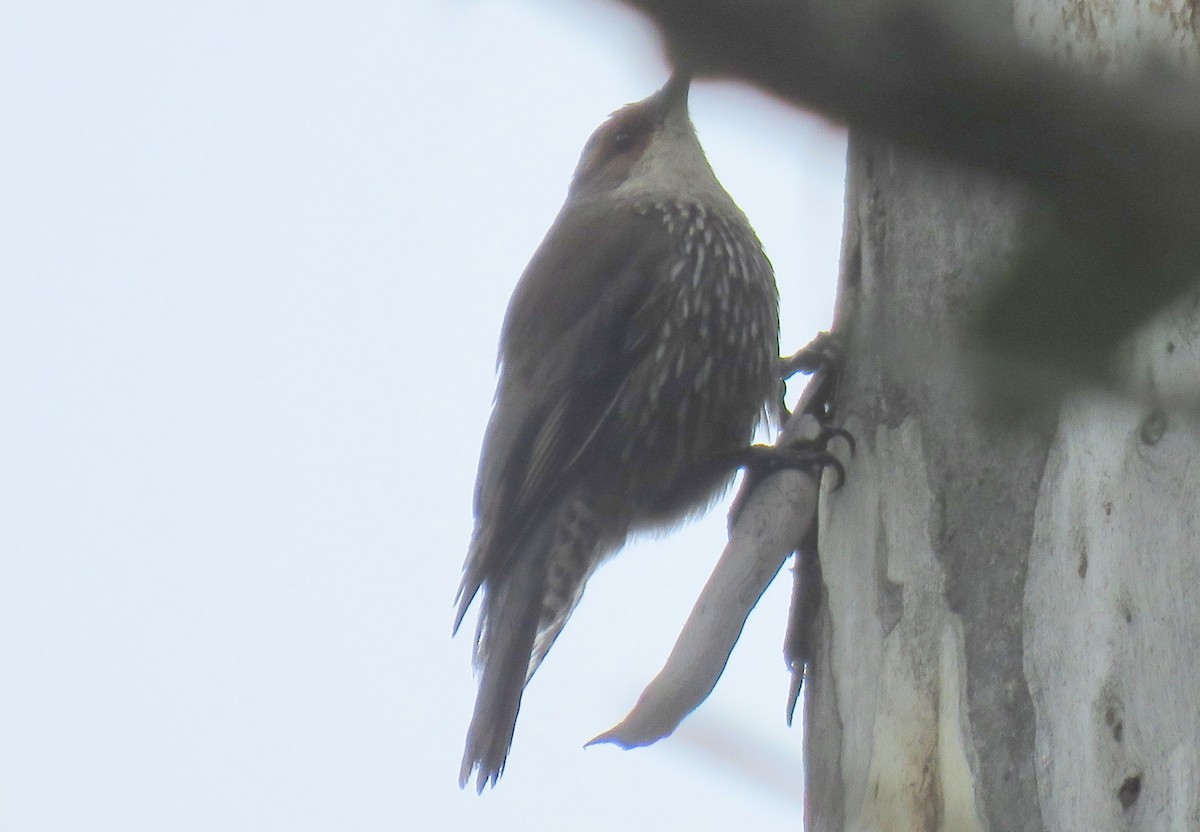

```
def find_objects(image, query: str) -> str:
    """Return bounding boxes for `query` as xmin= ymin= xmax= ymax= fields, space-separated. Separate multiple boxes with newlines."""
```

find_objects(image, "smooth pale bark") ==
xmin=805 ymin=4 xmax=1200 ymax=831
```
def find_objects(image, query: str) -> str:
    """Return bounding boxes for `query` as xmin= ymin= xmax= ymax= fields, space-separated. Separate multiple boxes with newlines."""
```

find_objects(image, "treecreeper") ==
xmin=455 ymin=73 xmax=787 ymax=792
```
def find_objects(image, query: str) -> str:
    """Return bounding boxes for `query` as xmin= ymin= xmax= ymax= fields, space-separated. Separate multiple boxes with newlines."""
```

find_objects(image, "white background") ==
xmin=0 ymin=1 xmax=846 ymax=829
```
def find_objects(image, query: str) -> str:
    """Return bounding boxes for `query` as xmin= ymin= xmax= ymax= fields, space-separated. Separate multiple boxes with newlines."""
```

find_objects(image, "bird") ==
xmin=455 ymin=72 xmax=781 ymax=792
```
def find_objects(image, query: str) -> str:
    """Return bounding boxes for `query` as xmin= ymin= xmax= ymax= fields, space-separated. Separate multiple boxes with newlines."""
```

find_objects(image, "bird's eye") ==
xmin=611 ymin=130 xmax=635 ymax=152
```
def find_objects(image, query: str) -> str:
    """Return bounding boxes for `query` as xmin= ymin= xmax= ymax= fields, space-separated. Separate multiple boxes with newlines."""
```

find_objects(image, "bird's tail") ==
xmin=459 ymin=540 xmax=547 ymax=793
xmin=459 ymin=498 xmax=605 ymax=792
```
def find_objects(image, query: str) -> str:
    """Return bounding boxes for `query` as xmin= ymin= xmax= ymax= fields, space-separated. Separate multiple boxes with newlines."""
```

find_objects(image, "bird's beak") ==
xmin=655 ymin=70 xmax=692 ymax=119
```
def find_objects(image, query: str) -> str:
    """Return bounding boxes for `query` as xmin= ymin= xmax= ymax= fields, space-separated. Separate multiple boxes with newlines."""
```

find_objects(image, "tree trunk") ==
xmin=805 ymin=4 xmax=1200 ymax=830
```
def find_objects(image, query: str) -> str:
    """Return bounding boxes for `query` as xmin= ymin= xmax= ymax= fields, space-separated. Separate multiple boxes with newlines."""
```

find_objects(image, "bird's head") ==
xmin=569 ymin=73 xmax=718 ymax=202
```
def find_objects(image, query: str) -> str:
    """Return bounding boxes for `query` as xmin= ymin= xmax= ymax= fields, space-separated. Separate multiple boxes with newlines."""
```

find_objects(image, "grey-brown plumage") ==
xmin=455 ymin=73 xmax=780 ymax=791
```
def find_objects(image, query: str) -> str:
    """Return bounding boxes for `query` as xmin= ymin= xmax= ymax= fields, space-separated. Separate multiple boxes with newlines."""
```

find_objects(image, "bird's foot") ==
xmin=735 ymin=439 xmax=846 ymax=491
xmin=779 ymin=332 xmax=844 ymax=422
xmin=781 ymin=331 xmax=843 ymax=380
xmin=726 ymin=425 xmax=853 ymax=530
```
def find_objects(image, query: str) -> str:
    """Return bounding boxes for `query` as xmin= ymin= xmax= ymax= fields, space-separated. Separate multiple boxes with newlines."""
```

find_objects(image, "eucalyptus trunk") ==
xmin=805 ymin=4 xmax=1200 ymax=830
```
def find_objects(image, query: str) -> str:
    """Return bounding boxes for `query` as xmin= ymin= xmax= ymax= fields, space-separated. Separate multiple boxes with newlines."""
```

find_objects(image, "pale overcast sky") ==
xmin=1 ymin=2 xmax=846 ymax=829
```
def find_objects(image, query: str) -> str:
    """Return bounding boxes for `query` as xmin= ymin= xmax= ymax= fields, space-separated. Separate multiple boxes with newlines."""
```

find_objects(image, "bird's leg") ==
xmin=779 ymin=331 xmax=843 ymax=423
xmin=781 ymin=330 xmax=842 ymax=379
xmin=728 ymin=324 xmax=856 ymax=528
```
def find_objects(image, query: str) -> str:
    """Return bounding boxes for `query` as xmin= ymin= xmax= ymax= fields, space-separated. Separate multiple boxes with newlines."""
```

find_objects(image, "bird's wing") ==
xmin=455 ymin=200 xmax=672 ymax=630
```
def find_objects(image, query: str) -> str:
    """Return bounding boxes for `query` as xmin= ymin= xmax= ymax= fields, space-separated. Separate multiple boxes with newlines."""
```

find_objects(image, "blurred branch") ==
xmin=614 ymin=0 xmax=1200 ymax=380
xmin=618 ymin=0 xmax=1200 ymax=222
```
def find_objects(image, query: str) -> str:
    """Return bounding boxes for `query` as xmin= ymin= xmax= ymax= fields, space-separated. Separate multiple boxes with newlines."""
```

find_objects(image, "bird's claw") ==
xmin=737 ymin=442 xmax=847 ymax=491
xmin=814 ymin=424 xmax=855 ymax=457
